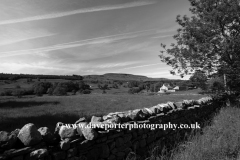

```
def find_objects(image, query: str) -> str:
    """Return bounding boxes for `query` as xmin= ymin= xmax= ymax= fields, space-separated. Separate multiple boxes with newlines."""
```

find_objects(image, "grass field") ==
xmin=0 ymin=90 xmax=205 ymax=132
xmin=154 ymin=106 xmax=240 ymax=160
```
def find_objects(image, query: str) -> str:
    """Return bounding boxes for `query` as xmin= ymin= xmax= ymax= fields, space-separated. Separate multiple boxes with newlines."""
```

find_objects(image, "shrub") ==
xmin=12 ymin=89 xmax=23 ymax=98
xmin=32 ymin=82 xmax=53 ymax=95
xmin=53 ymin=86 xmax=67 ymax=96
xmin=1 ymin=90 xmax=12 ymax=96
xmin=34 ymin=85 xmax=45 ymax=96
xmin=22 ymin=89 xmax=34 ymax=95
xmin=128 ymin=87 xmax=141 ymax=94
xmin=47 ymin=88 xmax=54 ymax=95
xmin=15 ymin=85 xmax=21 ymax=89
xmin=82 ymin=89 xmax=91 ymax=94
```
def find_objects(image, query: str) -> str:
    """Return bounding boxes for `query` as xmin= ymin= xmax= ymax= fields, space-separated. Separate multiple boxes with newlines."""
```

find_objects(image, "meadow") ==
xmin=0 ymin=91 xmax=205 ymax=132
xmin=159 ymin=105 xmax=240 ymax=160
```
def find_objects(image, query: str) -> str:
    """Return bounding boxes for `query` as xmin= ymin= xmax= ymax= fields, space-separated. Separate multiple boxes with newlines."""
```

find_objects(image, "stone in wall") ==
xmin=17 ymin=123 xmax=42 ymax=147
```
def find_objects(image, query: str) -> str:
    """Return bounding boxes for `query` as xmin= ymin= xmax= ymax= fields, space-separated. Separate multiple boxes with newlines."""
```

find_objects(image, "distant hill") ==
xmin=83 ymin=73 xmax=182 ymax=82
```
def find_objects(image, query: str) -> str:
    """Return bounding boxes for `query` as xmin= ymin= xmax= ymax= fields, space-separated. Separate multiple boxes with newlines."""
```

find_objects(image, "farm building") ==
xmin=159 ymin=83 xmax=175 ymax=93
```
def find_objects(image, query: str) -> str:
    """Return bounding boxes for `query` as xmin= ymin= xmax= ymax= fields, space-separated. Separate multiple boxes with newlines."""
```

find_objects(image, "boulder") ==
xmin=103 ymin=116 xmax=121 ymax=124
xmin=182 ymin=100 xmax=194 ymax=109
xmin=38 ymin=127 xmax=54 ymax=144
xmin=102 ymin=115 xmax=112 ymax=121
xmin=99 ymin=144 xmax=110 ymax=158
xmin=58 ymin=126 xmax=76 ymax=140
xmin=54 ymin=122 xmax=64 ymax=135
xmin=167 ymin=102 xmax=177 ymax=109
xmin=91 ymin=116 xmax=103 ymax=123
xmin=76 ymin=122 xmax=88 ymax=136
xmin=77 ymin=123 xmax=98 ymax=140
xmin=127 ymin=109 xmax=146 ymax=121
xmin=117 ymin=113 xmax=130 ymax=122
xmin=174 ymin=102 xmax=183 ymax=109
xmin=30 ymin=149 xmax=48 ymax=159
xmin=142 ymin=108 xmax=156 ymax=116
xmin=17 ymin=123 xmax=42 ymax=146
xmin=59 ymin=139 xmax=70 ymax=150
xmin=156 ymin=104 xmax=170 ymax=113
xmin=0 ymin=131 xmax=16 ymax=149
xmin=0 ymin=131 xmax=9 ymax=142
xmin=75 ymin=117 xmax=87 ymax=124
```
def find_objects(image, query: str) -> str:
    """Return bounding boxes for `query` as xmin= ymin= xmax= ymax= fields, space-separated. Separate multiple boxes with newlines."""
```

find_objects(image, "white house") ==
xmin=159 ymin=83 xmax=175 ymax=93
xmin=173 ymin=86 xmax=179 ymax=90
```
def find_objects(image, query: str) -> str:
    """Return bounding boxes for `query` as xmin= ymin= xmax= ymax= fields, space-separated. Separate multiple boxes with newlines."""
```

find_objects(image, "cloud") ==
xmin=0 ymin=33 xmax=55 ymax=46
xmin=122 ymin=63 xmax=161 ymax=70
xmin=0 ymin=62 xmax=73 ymax=71
xmin=0 ymin=0 xmax=157 ymax=25
xmin=0 ymin=28 xmax=157 ymax=58
xmin=95 ymin=62 xmax=139 ymax=69
xmin=151 ymin=34 xmax=173 ymax=39
xmin=0 ymin=28 xmax=56 ymax=46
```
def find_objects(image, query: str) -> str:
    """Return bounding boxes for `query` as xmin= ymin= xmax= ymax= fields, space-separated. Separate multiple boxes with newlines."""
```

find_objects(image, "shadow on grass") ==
xmin=0 ymin=112 xmax=104 ymax=132
xmin=0 ymin=101 xmax=60 ymax=108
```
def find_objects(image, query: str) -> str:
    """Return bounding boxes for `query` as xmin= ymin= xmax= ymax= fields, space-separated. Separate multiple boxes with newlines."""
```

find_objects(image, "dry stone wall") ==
xmin=0 ymin=97 xmax=217 ymax=160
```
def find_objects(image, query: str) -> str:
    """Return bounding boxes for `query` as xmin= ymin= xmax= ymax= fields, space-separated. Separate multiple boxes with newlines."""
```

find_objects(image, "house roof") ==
xmin=163 ymin=83 xmax=173 ymax=89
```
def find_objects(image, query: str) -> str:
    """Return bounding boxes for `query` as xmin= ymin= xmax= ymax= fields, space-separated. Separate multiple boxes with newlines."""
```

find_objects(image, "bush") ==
xmin=22 ymin=89 xmax=34 ymax=95
xmin=12 ymin=89 xmax=23 ymax=98
xmin=82 ymin=89 xmax=91 ymax=94
xmin=47 ymin=88 xmax=54 ymax=95
xmin=128 ymin=87 xmax=141 ymax=94
xmin=32 ymin=82 xmax=53 ymax=95
xmin=53 ymin=86 xmax=67 ymax=96
xmin=1 ymin=90 xmax=12 ymax=96
xmin=34 ymin=85 xmax=45 ymax=96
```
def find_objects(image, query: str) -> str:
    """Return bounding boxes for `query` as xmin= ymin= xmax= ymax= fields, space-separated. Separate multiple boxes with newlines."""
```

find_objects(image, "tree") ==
xmin=160 ymin=0 xmax=240 ymax=93
xmin=53 ymin=86 xmax=67 ymax=96
xmin=190 ymin=71 xmax=208 ymax=90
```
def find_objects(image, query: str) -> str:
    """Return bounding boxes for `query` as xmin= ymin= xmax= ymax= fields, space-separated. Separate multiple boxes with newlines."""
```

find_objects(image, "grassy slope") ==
xmin=165 ymin=106 xmax=240 ymax=160
xmin=0 ymin=92 xmax=205 ymax=132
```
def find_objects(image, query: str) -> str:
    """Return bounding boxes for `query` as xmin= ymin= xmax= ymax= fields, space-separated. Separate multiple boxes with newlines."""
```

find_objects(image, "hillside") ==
xmin=83 ymin=73 xmax=182 ymax=82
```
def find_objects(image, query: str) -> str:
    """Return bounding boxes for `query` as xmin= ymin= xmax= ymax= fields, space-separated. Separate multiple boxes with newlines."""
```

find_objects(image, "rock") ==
xmin=149 ymin=106 xmax=160 ymax=114
xmin=103 ymin=115 xmax=112 ymax=121
xmin=75 ymin=117 xmax=87 ymax=124
xmin=59 ymin=139 xmax=70 ymax=150
xmin=99 ymin=144 xmax=110 ymax=158
xmin=58 ymin=126 xmax=76 ymax=140
xmin=182 ymin=100 xmax=194 ymax=109
xmin=117 ymin=113 xmax=129 ymax=122
xmin=52 ymin=151 xmax=66 ymax=160
xmin=115 ymin=137 xmax=124 ymax=147
xmin=0 ymin=131 xmax=9 ymax=142
xmin=174 ymin=102 xmax=183 ymax=109
xmin=142 ymin=108 xmax=156 ymax=116
xmin=103 ymin=116 xmax=121 ymax=124
xmin=108 ymin=141 xmax=115 ymax=150
xmin=30 ymin=149 xmax=48 ymax=159
xmin=0 ymin=131 xmax=17 ymax=150
xmin=76 ymin=122 xmax=88 ymax=136
xmin=54 ymin=122 xmax=64 ymax=137
xmin=127 ymin=109 xmax=146 ymax=121
xmin=77 ymin=123 xmax=98 ymax=140
xmin=167 ymin=102 xmax=177 ymax=109
xmin=156 ymin=104 xmax=171 ymax=113
xmin=91 ymin=116 xmax=103 ymax=123
xmin=17 ymin=123 xmax=42 ymax=146
xmin=38 ymin=127 xmax=54 ymax=144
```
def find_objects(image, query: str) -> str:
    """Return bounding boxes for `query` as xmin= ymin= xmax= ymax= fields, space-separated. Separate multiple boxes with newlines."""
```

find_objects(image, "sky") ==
xmin=0 ymin=0 xmax=192 ymax=79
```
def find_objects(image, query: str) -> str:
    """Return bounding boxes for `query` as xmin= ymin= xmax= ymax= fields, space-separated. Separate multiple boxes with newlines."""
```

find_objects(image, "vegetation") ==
xmin=160 ymin=0 xmax=240 ymax=94
xmin=0 ymin=91 xmax=205 ymax=132
xmin=150 ymin=106 xmax=240 ymax=160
